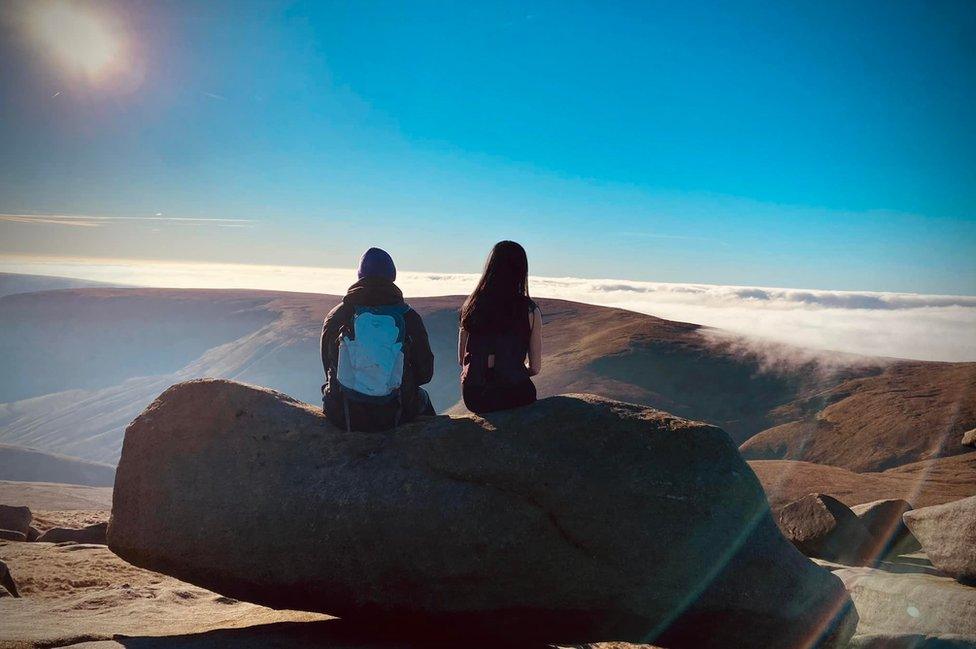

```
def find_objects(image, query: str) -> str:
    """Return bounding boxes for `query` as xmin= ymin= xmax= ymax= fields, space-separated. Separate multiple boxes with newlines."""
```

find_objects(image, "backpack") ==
xmin=336 ymin=304 xmax=410 ymax=406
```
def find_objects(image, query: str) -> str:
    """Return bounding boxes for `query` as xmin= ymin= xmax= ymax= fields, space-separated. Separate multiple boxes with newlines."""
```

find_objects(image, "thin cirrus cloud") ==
xmin=0 ymin=213 xmax=256 ymax=228
xmin=1 ymin=256 xmax=974 ymax=363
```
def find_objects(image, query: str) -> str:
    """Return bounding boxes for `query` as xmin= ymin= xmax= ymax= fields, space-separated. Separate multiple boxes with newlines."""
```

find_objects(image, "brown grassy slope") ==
xmin=750 ymin=452 xmax=976 ymax=511
xmin=740 ymin=362 xmax=976 ymax=471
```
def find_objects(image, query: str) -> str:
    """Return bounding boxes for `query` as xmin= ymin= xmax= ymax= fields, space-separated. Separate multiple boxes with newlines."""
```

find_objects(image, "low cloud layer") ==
xmin=2 ymin=256 xmax=974 ymax=362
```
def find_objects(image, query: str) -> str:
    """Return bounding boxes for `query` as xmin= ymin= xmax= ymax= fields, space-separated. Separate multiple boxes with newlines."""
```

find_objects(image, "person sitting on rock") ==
xmin=458 ymin=240 xmax=542 ymax=414
xmin=321 ymin=247 xmax=435 ymax=431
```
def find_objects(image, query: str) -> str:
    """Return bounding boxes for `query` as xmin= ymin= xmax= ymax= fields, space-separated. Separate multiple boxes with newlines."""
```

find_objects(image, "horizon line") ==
xmin=2 ymin=253 xmax=975 ymax=300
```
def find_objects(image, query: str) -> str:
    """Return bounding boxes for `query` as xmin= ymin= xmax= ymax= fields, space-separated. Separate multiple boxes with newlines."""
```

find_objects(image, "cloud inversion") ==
xmin=1 ymin=256 xmax=973 ymax=362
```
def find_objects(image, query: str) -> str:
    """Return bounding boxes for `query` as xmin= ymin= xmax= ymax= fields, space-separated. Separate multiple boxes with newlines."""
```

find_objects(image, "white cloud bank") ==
xmin=2 ymin=256 xmax=975 ymax=362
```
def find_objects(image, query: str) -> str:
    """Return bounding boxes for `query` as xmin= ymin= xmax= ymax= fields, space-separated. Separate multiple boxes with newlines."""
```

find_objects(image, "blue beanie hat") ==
xmin=357 ymin=247 xmax=396 ymax=281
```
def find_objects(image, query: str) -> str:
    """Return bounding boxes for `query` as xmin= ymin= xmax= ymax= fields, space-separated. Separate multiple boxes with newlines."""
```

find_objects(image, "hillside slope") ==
xmin=750 ymin=453 xmax=976 ymax=511
xmin=0 ymin=272 xmax=120 ymax=298
xmin=740 ymin=362 xmax=976 ymax=471
xmin=1 ymin=285 xmax=974 ymax=471
xmin=0 ymin=443 xmax=115 ymax=486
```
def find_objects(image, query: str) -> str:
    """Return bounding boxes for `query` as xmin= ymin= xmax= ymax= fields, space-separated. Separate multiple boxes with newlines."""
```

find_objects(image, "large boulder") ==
xmin=851 ymin=499 xmax=919 ymax=556
xmin=37 ymin=522 xmax=107 ymax=544
xmin=904 ymin=496 xmax=976 ymax=584
xmin=109 ymin=379 xmax=856 ymax=648
xmin=778 ymin=493 xmax=876 ymax=565
xmin=0 ymin=505 xmax=31 ymax=536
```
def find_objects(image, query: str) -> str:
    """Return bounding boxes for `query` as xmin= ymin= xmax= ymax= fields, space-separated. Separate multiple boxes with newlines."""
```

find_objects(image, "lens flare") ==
xmin=24 ymin=0 xmax=129 ymax=85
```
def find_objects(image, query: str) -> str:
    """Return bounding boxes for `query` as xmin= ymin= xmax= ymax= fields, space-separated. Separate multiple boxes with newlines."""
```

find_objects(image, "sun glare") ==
xmin=26 ymin=0 xmax=127 ymax=84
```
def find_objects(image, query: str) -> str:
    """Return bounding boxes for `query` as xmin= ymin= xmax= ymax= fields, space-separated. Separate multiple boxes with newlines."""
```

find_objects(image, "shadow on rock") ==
xmin=113 ymin=618 xmax=557 ymax=649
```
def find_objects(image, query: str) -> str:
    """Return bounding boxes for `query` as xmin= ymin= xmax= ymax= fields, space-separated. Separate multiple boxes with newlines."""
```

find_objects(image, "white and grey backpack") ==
xmin=336 ymin=304 xmax=410 ymax=429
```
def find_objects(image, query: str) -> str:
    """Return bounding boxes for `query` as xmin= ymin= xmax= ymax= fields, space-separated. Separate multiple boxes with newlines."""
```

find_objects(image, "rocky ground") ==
xmin=0 ymin=541 xmax=330 ymax=649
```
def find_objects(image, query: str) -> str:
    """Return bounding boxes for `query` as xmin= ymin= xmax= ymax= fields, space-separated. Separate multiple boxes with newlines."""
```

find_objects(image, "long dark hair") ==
xmin=460 ymin=241 xmax=530 ymax=332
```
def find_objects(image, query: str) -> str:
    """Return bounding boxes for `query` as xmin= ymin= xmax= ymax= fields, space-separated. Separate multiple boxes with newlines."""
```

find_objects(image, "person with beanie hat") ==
xmin=357 ymin=247 xmax=397 ymax=282
xmin=320 ymin=248 xmax=435 ymax=431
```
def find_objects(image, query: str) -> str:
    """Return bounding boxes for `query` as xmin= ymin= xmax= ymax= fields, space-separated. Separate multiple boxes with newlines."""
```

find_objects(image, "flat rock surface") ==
xmin=849 ymin=634 xmax=976 ymax=648
xmin=830 ymin=564 xmax=976 ymax=639
xmin=904 ymin=496 xmax=976 ymax=583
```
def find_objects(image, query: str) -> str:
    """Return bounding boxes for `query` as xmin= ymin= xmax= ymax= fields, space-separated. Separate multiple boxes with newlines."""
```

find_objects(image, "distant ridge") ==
xmin=0 ymin=443 xmax=116 ymax=487
xmin=0 ymin=272 xmax=124 ymax=298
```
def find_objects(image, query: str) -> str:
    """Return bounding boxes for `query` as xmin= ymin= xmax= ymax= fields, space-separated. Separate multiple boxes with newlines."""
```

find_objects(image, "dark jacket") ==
xmin=320 ymin=277 xmax=434 ymax=431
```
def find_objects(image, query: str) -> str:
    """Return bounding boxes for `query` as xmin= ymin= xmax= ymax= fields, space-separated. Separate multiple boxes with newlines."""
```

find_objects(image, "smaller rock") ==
xmin=0 ymin=504 xmax=32 ymax=536
xmin=26 ymin=525 xmax=40 ymax=542
xmin=37 ymin=522 xmax=107 ymax=545
xmin=0 ymin=529 xmax=27 ymax=542
xmin=962 ymin=428 xmax=976 ymax=448
xmin=851 ymin=499 xmax=919 ymax=557
xmin=903 ymin=495 xmax=976 ymax=584
xmin=0 ymin=559 xmax=19 ymax=597
xmin=778 ymin=493 xmax=875 ymax=565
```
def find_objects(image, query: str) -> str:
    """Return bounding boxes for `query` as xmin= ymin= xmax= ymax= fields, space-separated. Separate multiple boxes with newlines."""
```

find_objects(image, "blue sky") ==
xmin=1 ymin=0 xmax=974 ymax=294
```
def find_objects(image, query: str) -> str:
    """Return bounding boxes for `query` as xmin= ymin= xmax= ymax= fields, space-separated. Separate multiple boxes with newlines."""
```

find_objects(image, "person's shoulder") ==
xmin=402 ymin=303 xmax=425 ymax=324
xmin=323 ymin=301 xmax=355 ymax=326
xmin=527 ymin=298 xmax=540 ymax=313
xmin=325 ymin=301 xmax=346 ymax=319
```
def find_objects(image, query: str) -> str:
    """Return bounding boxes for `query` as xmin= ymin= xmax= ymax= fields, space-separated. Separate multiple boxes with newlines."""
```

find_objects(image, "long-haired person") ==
xmin=458 ymin=241 xmax=542 ymax=414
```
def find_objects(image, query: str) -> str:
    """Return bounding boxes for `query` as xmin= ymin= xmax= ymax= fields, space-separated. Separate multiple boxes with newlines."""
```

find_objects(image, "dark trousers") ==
xmin=324 ymin=387 xmax=434 ymax=431
xmin=462 ymin=376 xmax=536 ymax=415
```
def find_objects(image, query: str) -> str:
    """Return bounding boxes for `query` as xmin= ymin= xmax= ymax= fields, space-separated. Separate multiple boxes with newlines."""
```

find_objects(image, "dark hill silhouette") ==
xmin=0 ymin=284 xmax=973 ymax=474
